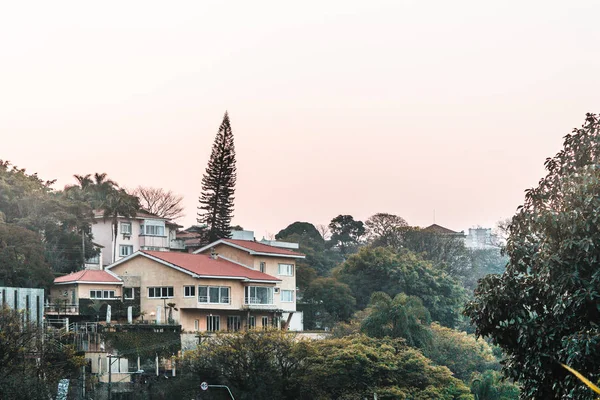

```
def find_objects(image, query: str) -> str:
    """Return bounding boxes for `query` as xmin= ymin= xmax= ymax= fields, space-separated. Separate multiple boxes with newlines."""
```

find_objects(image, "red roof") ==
xmin=221 ymin=239 xmax=305 ymax=257
xmin=142 ymin=251 xmax=281 ymax=281
xmin=55 ymin=270 xmax=122 ymax=284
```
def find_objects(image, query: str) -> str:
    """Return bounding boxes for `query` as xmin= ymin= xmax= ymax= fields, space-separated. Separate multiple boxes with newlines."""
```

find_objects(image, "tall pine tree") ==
xmin=198 ymin=112 xmax=237 ymax=243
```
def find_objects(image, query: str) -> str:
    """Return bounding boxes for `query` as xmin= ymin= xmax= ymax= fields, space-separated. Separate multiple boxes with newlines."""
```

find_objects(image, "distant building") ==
xmin=0 ymin=286 xmax=45 ymax=326
xmin=90 ymin=210 xmax=185 ymax=267
xmin=422 ymin=224 xmax=466 ymax=238
xmin=465 ymin=227 xmax=500 ymax=249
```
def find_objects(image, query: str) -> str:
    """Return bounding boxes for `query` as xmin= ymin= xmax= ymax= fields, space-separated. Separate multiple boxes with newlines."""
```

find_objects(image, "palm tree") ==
xmin=102 ymin=188 xmax=140 ymax=262
xmin=166 ymin=303 xmax=178 ymax=324
xmin=361 ymin=292 xmax=432 ymax=348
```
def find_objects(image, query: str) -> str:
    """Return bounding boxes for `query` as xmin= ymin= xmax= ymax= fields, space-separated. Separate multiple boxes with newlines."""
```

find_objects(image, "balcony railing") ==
xmin=169 ymin=239 xmax=186 ymax=250
xmin=198 ymin=296 xmax=230 ymax=304
xmin=244 ymin=297 xmax=275 ymax=308
xmin=45 ymin=303 xmax=80 ymax=315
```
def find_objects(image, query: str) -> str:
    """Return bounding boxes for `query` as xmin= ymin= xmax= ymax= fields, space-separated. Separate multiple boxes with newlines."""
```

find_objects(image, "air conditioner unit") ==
xmin=274 ymin=288 xmax=280 ymax=294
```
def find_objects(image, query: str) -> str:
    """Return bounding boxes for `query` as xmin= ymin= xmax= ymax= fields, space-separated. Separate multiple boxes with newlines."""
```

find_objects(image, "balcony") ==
xmin=45 ymin=303 xmax=80 ymax=315
xmin=139 ymin=235 xmax=168 ymax=249
xmin=169 ymin=239 xmax=186 ymax=250
xmin=244 ymin=297 xmax=276 ymax=310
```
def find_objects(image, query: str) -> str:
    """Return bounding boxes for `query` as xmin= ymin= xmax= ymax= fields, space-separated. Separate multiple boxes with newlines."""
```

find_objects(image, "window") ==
xmin=198 ymin=286 xmax=230 ymax=304
xmin=207 ymin=315 xmax=220 ymax=332
xmin=86 ymin=254 xmax=100 ymax=264
xmin=259 ymin=262 xmax=266 ymax=273
xmin=278 ymin=263 xmax=294 ymax=276
xmin=120 ymin=222 xmax=132 ymax=235
xmin=184 ymin=286 xmax=196 ymax=297
xmin=281 ymin=290 xmax=294 ymax=302
xmin=124 ymin=288 xmax=134 ymax=300
xmin=245 ymin=286 xmax=274 ymax=305
xmin=272 ymin=316 xmax=281 ymax=328
xmin=142 ymin=220 xmax=165 ymax=236
xmin=248 ymin=316 xmax=256 ymax=329
xmin=194 ymin=319 xmax=199 ymax=331
xmin=90 ymin=290 xmax=115 ymax=299
xmin=274 ymin=288 xmax=280 ymax=294
xmin=261 ymin=316 xmax=269 ymax=330
xmin=119 ymin=245 xmax=133 ymax=257
xmin=227 ymin=316 xmax=241 ymax=332
xmin=148 ymin=287 xmax=174 ymax=298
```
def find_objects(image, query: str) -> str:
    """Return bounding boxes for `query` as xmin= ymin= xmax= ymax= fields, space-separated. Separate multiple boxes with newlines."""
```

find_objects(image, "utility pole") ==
xmin=107 ymin=354 xmax=112 ymax=400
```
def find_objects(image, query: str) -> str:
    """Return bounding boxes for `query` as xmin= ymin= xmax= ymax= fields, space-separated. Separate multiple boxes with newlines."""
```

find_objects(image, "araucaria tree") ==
xmin=466 ymin=113 xmax=600 ymax=399
xmin=198 ymin=112 xmax=237 ymax=243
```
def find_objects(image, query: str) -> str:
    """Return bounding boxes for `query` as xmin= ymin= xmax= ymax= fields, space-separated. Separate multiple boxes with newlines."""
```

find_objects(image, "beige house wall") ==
xmin=49 ymin=283 xmax=122 ymax=303
xmin=211 ymin=244 xmax=254 ymax=267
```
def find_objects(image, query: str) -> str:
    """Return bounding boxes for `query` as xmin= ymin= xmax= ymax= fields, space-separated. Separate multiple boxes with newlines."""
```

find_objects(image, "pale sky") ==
xmin=1 ymin=1 xmax=598 ymax=238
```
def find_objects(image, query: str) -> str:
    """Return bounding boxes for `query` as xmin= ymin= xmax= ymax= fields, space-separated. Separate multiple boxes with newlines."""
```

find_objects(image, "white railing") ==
xmin=245 ymin=297 xmax=274 ymax=306
xmin=198 ymin=296 xmax=230 ymax=304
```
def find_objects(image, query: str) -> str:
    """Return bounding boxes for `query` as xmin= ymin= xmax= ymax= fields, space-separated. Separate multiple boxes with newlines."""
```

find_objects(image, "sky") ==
xmin=1 ymin=1 xmax=599 ymax=238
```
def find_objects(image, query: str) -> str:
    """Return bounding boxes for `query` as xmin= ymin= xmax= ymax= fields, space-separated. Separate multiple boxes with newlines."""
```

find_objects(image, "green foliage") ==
xmin=104 ymin=326 xmax=181 ymax=361
xmin=361 ymin=292 xmax=432 ymax=348
xmin=198 ymin=112 xmax=237 ymax=243
xmin=0 ymin=223 xmax=54 ymax=288
xmin=0 ymin=161 xmax=97 ymax=273
xmin=302 ymin=277 xmax=356 ymax=329
xmin=465 ymin=113 xmax=600 ymax=399
xmin=470 ymin=370 xmax=520 ymax=400
xmin=276 ymin=221 xmax=344 ymax=281
xmin=0 ymin=305 xmax=84 ymax=400
xmin=423 ymin=323 xmax=499 ymax=382
xmin=180 ymin=330 xmax=473 ymax=400
xmin=336 ymin=246 xmax=465 ymax=327
xmin=329 ymin=214 xmax=366 ymax=256
xmin=365 ymin=212 xmax=409 ymax=249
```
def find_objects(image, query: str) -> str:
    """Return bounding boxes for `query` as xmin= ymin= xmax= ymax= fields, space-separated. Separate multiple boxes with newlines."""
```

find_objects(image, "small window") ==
xmin=259 ymin=262 xmax=266 ymax=273
xmin=124 ymin=288 xmax=134 ymax=300
xmin=274 ymin=288 xmax=280 ymax=294
xmin=120 ymin=222 xmax=132 ymax=235
xmin=278 ymin=263 xmax=294 ymax=276
xmin=119 ymin=245 xmax=133 ymax=257
xmin=194 ymin=319 xmax=199 ymax=331
xmin=207 ymin=315 xmax=220 ymax=332
xmin=261 ymin=316 xmax=269 ymax=330
xmin=86 ymin=254 xmax=100 ymax=264
xmin=90 ymin=290 xmax=114 ymax=299
xmin=148 ymin=287 xmax=174 ymax=298
xmin=281 ymin=290 xmax=294 ymax=302
xmin=248 ymin=316 xmax=256 ymax=329
xmin=184 ymin=286 xmax=196 ymax=297
xmin=227 ymin=316 xmax=241 ymax=332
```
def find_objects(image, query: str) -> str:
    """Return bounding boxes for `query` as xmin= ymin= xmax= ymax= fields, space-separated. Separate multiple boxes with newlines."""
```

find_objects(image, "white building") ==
xmin=465 ymin=227 xmax=500 ymax=249
xmin=90 ymin=210 xmax=184 ymax=268
xmin=0 ymin=286 xmax=45 ymax=326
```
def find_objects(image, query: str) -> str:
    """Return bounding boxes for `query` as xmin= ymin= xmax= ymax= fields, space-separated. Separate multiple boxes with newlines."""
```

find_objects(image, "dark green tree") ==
xmin=361 ymin=292 xmax=432 ymax=348
xmin=365 ymin=212 xmax=409 ymax=249
xmin=328 ymin=214 xmax=365 ymax=256
xmin=302 ymin=277 xmax=356 ymax=328
xmin=465 ymin=113 xmax=600 ymax=399
xmin=335 ymin=246 xmax=465 ymax=327
xmin=197 ymin=112 xmax=237 ymax=243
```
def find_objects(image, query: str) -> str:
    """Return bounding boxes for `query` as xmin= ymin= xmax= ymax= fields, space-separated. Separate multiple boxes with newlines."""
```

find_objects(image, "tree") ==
xmin=276 ymin=221 xmax=323 ymax=242
xmin=197 ymin=112 xmax=237 ymax=243
xmin=0 ymin=223 xmax=53 ymax=288
xmin=465 ymin=114 xmax=600 ymax=399
xmin=365 ymin=212 xmax=409 ymax=248
xmin=361 ymin=292 xmax=432 ymax=349
xmin=132 ymin=186 xmax=184 ymax=220
xmin=328 ymin=214 xmax=365 ymax=255
xmin=335 ymin=247 xmax=466 ymax=327
xmin=302 ymin=278 xmax=356 ymax=328
xmin=423 ymin=323 xmax=499 ymax=382
xmin=0 ymin=305 xmax=84 ymax=399
xmin=102 ymin=188 xmax=140 ymax=263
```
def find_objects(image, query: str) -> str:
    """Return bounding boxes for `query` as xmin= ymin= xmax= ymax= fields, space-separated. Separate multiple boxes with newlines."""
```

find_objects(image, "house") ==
xmin=46 ymin=270 xmax=136 ymax=321
xmin=90 ymin=210 xmax=185 ymax=267
xmin=96 ymin=236 xmax=304 ymax=333
xmin=422 ymin=224 xmax=466 ymax=237
xmin=175 ymin=224 xmax=206 ymax=253
xmin=465 ymin=227 xmax=500 ymax=249
xmin=0 ymin=286 xmax=45 ymax=326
